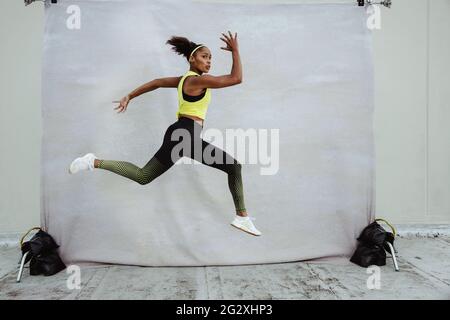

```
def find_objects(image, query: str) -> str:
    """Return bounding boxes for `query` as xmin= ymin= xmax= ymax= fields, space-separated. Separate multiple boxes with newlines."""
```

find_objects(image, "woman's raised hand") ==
xmin=113 ymin=95 xmax=130 ymax=113
xmin=220 ymin=31 xmax=239 ymax=53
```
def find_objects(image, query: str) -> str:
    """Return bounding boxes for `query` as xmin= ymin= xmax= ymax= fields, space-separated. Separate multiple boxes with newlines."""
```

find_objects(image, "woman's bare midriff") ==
xmin=179 ymin=114 xmax=204 ymax=127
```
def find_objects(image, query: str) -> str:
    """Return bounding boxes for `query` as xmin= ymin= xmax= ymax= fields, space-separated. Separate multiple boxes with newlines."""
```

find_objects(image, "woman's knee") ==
xmin=138 ymin=175 xmax=151 ymax=185
xmin=136 ymin=169 xmax=152 ymax=185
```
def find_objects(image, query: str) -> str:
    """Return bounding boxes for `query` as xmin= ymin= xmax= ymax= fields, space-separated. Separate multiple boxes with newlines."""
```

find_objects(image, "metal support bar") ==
xmin=386 ymin=242 xmax=400 ymax=272
xmin=25 ymin=1 xmax=391 ymax=8
xmin=16 ymin=251 xmax=30 ymax=283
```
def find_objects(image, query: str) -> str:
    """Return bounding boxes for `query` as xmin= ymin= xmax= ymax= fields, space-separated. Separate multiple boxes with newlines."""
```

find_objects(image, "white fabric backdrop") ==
xmin=41 ymin=0 xmax=375 ymax=266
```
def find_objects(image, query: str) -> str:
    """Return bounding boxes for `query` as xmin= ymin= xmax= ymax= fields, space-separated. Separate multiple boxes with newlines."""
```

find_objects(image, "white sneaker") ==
xmin=230 ymin=216 xmax=262 ymax=236
xmin=69 ymin=153 xmax=97 ymax=174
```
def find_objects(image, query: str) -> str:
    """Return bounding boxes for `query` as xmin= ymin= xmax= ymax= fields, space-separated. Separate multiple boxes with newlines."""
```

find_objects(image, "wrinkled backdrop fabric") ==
xmin=41 ymin=0 xmax=375 ymax=266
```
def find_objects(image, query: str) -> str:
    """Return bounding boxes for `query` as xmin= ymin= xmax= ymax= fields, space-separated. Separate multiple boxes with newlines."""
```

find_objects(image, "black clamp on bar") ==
xmin=25 ymin=0 xmax=57 ymax=6
xmin=358 ymin=0 xmax=392 ymax=8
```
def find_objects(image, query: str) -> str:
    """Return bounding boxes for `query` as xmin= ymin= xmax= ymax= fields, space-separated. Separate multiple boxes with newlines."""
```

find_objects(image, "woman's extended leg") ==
xmin=89 ymin=122 xmax=178 ymax=184
xmin=95 ymin=156 xmax=172 ymax=185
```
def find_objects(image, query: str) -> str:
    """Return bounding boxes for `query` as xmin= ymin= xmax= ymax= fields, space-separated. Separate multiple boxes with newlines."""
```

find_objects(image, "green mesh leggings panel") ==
xmin=226 ymin=163 xmax=246 ymax=213
xmin=97 ymin=156 xmax=170 ymax=185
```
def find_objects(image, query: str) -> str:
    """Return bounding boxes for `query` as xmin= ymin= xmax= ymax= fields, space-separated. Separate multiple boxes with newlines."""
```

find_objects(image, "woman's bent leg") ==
xmin=96 ymin=156 xmax=171 ymax=185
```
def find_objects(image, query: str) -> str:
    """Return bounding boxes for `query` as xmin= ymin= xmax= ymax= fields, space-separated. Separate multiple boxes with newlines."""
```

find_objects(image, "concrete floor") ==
xmin=0 ymin=235 xmax=449 ymax=300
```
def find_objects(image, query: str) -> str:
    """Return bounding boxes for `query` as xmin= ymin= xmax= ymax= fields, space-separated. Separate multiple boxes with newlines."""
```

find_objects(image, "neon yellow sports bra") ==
xmin=176 ymin=70 xmax=211 ymax=120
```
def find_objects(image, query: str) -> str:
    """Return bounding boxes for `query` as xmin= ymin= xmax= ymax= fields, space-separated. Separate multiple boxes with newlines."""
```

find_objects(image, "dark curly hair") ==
xmin=166 ymin=36 xmax=205 ymax=62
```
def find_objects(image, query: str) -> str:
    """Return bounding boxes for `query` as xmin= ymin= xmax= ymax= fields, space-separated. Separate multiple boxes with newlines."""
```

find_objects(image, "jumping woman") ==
xmin=69 ymin=31 xmax=261 ymax=236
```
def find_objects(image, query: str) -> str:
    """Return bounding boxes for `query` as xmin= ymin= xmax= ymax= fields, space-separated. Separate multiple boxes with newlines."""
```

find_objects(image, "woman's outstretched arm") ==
xmin=113 ymin=76 xmax=181 ymax=113
xmin=128 ymin=76 xmax=182 ymax=99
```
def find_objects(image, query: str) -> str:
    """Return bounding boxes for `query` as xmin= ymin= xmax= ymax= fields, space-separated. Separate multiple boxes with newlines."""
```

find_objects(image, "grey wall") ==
xmin=0 ymin=0 xmax=449 ymax=237
xmin=0 ymin=0 xmax=43 ymax=236
xmin=373 ymin=0 xmax=450 ymax=224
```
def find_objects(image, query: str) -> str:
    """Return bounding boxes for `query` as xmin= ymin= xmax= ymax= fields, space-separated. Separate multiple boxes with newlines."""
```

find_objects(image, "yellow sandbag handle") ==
xmin=19 ymin=227 xmax=42 ymax=247
xmin=375 ymin=218 xmax=397 ymax=237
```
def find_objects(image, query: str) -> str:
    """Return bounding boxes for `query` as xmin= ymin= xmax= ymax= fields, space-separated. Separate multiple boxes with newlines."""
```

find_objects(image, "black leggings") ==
xmin=97 ymin=117 xmax=246 ymax=212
